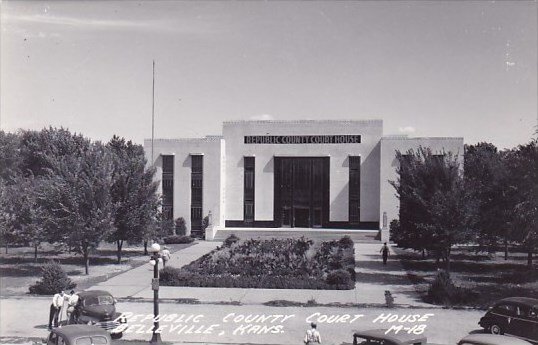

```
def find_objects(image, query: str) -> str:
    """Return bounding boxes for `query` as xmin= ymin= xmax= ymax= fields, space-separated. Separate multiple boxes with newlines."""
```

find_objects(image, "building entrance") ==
xmin=274 ymin=157 xmax=330 ymax=228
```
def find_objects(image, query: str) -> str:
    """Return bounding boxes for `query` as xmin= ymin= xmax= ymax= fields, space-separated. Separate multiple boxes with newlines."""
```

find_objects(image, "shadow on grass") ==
xmin=400 ymin=258 xmax=530 ymax=274
xmin=355 ymin=272 xmax=414 ymax=285
xmin=0 ymin=256 xmax=121 ymax=266
xmin=354 ymin=260 xmax=387 ymax=270
xmin=91 ymin=249 xmax=145 ymax=258
xmin=396 ymin=289 xmax=430 ymax=303
xmin=0 ymin=266 xmax=43 ymax=277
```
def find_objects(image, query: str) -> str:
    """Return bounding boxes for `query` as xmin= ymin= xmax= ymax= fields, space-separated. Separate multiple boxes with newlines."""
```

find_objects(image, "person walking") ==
xmin=161 ymin=246 xmax=171 ymax=268
xmin=48 ymin=290 xmax=65 ymax=330
xmin=304 ymin=322 xmax=321 ymax=345
xmin=380 ymin=242 xmax=390 ymax=265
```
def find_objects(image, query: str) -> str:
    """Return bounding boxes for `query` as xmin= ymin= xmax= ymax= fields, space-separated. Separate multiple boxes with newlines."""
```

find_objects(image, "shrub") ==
xmin=325 ymin=269 xmax=353 ymax=287
xmin=163 ymin=235 xmax=194 ymax=244
xmin=160 ymin=218 xmax=175 ymax=237
xmin=223 ymin=234 xmax=240 ymax=247
xmin=338 ymin=236 xmax=354 ymax=249
xmin=29 ymin=261 xmax=76 ymax=295
xmin=202 ymin=215 xmax=210 ymax=231
xmin=389 ymin=219 xmax=400 ymax=243
xmin=426 ymin=270 xmax=475 ymax=305
xmin=174 ymin=217 xmax=187 ymax=235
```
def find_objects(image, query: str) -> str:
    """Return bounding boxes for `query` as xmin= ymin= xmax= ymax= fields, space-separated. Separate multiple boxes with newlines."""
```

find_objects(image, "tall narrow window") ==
xmin=191 ymin=155 xmax=203 ymax=235
xmin=161 ymin=155 xmax=174 ymax=222
xmin=349 ymin=156 xmax=361 ymax=226
xmin=244 ymin=157 xmax=255 ymax=224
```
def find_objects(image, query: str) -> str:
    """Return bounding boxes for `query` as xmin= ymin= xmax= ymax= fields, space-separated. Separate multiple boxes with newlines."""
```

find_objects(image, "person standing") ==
xmin=304 ymin=322 xmax=321 ymax=345
xmin=380 ymin=242 xmax=390 ymax=265
xmin=161 ymin=246 xmax=171 ymax=268
xmin=66 ymin=290 xmax=79 ymax=323
xmin=48 ymin=290 xmax=65 ymax=330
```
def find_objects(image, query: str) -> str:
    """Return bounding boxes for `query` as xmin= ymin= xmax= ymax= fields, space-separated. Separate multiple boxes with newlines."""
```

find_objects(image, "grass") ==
xmin=396 ymin=246 xmax=538 ymax=308
xmin=0 ymin=242 xmax=194 ymax=296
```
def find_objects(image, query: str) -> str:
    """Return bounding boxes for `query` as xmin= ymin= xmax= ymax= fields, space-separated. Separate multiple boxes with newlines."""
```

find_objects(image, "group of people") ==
xmin=47 ymin=246 xmax=172 ymax=330
xmin=48 ymin=290 xmax=79 ymax=330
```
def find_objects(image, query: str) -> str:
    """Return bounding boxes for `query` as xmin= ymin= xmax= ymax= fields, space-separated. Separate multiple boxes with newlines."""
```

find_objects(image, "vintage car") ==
xmin=353 ymin=329 xmax=437 ymax=345
xmin=46 ymin=324 xmax=111 ymax=345
xmin=457 ymin=334 xmax=533 ymax=345
xmin=68 ymin=290 xmax=126 ymax=339
xmin=478 ymin=297 xmax=538 ymax=343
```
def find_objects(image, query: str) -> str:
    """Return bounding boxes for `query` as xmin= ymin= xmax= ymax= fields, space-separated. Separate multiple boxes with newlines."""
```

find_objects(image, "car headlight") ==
xmin=119 ymin=316 xmax=127 ymax=324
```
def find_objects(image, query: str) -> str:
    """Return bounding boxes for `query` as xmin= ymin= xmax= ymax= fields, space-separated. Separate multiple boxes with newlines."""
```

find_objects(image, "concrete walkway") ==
xmin=88 ymin=241 xmax=220 ymax=298
xmin=95 ymin=240 xmax=429 ymax=307
xmin=352 ymin=243 xmax=430 ymax=307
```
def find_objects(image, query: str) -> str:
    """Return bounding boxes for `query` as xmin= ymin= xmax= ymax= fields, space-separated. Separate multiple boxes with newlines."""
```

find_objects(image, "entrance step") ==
xmin=212 ymin=228 xmax=380 ymax=242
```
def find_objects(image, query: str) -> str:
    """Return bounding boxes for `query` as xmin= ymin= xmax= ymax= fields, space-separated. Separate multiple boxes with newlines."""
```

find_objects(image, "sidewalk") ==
xmin=88 ymin=241 xmax=219 ymax=298
xmin=352 ymin=243 xmax=430 ymax=307
xmin=96 ymin=240 xmax=429 ymax=307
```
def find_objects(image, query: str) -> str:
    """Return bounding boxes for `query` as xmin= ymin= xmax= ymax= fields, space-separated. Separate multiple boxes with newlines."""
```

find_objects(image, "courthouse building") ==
xmin=145 ymin=120 xmax=463 ymax=240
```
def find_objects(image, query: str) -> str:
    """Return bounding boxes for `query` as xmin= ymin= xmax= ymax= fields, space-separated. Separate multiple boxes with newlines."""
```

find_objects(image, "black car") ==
xmin=479 ymin=297 xmax=538 ymax=343
xmin=353 ymin=329 xmax=437 ymax=345
xmin=68 ymin=290 xmax=126 ymax=339
xmin=46 ymin=325 xmax=111 ymax=345
xmin=457 ymin=334 xmax=533 ymax=345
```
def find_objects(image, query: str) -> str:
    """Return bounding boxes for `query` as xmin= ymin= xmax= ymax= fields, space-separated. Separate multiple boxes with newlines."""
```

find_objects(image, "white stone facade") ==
xmin=144 ymin=120 xmax=463 ymax=238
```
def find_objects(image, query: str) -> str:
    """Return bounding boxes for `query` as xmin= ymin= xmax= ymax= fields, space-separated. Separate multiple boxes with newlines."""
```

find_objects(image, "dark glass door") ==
xmin=274 ymin=157 xmax=329 ymax=228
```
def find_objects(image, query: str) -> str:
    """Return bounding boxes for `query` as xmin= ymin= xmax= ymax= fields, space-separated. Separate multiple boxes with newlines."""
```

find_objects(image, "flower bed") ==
xmin=160 ymin=236 xmax=355 ymax=290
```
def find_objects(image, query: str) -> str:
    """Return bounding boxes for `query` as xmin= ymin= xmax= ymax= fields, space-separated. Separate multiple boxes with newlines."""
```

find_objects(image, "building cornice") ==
xmin=144 ymin=136 xmax=223 ymax=143
xmin=381 ymin=136 xmax=464 ymax=141
xmin=223 ymin=119 xmax=383 ymax=126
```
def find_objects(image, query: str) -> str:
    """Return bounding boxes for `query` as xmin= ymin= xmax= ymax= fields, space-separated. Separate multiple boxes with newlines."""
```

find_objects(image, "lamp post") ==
xmin=149 ymin=243 xmax=162 ymax=344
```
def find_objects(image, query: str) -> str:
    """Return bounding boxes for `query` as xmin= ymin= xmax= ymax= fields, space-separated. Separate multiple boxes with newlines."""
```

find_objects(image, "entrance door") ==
xmin=274 ymin=157 xmax=329 ymax=228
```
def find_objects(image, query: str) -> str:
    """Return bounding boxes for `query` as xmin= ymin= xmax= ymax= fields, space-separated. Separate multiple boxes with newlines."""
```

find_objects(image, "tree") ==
xmin=0 ymin=176 xmax=47 ymax=257
xmin=0 ymin=181 xmax=18 ymax=253
xmin=0 ymin=130 xmax=21 ymax=183
xmin=19 ymin=127 xmax=90 ymax=177
xmin=390 ymin=147 xmax=477 ymax=271
xmin=506 ymin=139 xmax=538 ymax=268
xmin=424 ymin=178 xmax=477 ymax=271
xmin=464 ymin=143 xmax=514 ymax=258
xmin=107 ymin=136 xmax=160 ymax=263
xmin=39 ymin=142 xmax=115 ymax=275
xmin=8 ymin=176 xmax=47 ymax=261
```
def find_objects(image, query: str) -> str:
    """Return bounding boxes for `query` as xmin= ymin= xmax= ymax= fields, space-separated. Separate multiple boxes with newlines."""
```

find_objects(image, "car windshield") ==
xmin=75 ymin=336 xmax=108 ymax=345
xmin=75 ymin=337 xmax=92 ymax=345
xmin=83 ymin=295 xmax=114 ymax=306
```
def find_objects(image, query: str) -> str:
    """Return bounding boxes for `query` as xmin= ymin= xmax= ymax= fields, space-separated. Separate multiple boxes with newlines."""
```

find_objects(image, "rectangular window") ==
xmin=163 ymin=155 xmax=174 ymax=174
xmin=244 ymin=157 xmax=255 ymax=224
xmin=349 ymin=156 xmax=361 ymax=225
xmin=161 ymin=155 xmax=174 ymax=221
xmin=190 ymin=155 xmax=203 ymax=234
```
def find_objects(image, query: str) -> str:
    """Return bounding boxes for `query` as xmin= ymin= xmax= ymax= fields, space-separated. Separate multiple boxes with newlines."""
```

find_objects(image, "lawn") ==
xmin=397 ymin=246 xmax=538 ymax=308
xmin=160 ymin=236 xmax=356 ymax=289
xmin=0 ymin=242 xmax=194 ymax=296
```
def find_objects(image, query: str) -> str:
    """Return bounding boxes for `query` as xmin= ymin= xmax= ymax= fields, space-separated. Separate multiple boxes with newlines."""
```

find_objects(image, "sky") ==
xmin=1 ymin=0 xmax=536 ymax=150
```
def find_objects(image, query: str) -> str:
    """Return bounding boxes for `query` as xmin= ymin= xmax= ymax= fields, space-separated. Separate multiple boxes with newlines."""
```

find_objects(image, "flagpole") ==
xmin=151 ymin=60 xmax=155 ymax=165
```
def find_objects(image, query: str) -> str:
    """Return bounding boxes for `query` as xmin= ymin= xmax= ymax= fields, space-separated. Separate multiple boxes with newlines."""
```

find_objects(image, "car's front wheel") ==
xmin=490 ymin=324 xmax=504 ymax=335
xmin=111 ymin=333 xmax=123 ymax=340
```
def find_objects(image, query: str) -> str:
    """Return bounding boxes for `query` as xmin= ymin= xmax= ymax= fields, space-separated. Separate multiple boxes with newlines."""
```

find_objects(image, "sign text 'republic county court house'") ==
xmin=244 ymin=135 xmax=361 ymax=144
